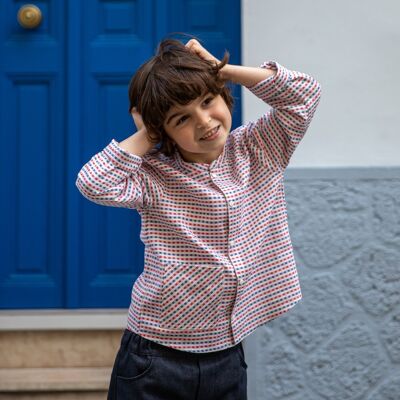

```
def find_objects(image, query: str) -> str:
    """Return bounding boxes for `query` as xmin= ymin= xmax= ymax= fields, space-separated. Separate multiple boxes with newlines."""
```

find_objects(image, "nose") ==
xmin=195 ymin=111 xmax=211 ymax=128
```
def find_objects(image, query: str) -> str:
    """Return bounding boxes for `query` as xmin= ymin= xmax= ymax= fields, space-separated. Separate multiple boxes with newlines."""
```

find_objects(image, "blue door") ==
xmin=0 ymin=0 xmax=241 ymax=309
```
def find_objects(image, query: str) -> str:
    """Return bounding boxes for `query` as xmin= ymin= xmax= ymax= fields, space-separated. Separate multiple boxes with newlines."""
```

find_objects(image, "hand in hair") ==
xmin=185 ymin=39 xmax=220 ymax=66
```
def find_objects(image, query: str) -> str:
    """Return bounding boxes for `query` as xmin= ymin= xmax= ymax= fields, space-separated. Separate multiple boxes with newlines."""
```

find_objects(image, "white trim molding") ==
xmin=0 ymin=309 xmax=128 ymax=331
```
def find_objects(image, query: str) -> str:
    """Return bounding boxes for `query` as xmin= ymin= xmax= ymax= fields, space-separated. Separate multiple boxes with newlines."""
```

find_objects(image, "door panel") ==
xmin=0 ymin=0 xmax=65 ymax=307
xmin=78 ymin=0 xmax=155 ymax=307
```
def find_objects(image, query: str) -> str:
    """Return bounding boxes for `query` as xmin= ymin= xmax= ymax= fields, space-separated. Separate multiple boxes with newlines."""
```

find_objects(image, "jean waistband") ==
xmin=121 ymin=329 xmax=241 ymax=359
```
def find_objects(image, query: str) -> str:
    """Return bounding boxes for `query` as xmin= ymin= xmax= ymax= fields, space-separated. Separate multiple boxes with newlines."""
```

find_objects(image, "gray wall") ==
xmin=245 ymin=168 xmax=400 ymax=400
xmin=242 ymin=0 xmax=400 ymax=167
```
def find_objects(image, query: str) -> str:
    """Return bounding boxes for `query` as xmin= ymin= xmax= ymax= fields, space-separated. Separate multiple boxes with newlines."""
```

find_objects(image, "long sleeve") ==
xmin=243 ymin=61 xmax=322 ymax=171
xmin=76 ymin=139 xmax=162 ymax=209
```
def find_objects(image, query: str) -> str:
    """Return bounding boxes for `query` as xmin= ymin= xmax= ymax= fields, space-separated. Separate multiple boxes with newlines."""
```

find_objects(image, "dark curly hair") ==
xmin=128 ymin=37 xmax=234 ymax=157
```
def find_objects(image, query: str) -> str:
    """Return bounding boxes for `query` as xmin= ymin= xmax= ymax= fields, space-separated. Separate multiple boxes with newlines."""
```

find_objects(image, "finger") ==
xmin=186 ymin=40 xmax=203 ymax=55
xmin=185 ymin=39 xmax=198 ymax=48
xmin=188 ymin=44 xmax=203 ymax=57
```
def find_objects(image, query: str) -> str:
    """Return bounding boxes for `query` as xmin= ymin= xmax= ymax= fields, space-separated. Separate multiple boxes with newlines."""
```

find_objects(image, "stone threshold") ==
xmin=0 ymin=367 xmax=111 ymax=392
xmin=0 ymin=309 xmax=127 ymax=331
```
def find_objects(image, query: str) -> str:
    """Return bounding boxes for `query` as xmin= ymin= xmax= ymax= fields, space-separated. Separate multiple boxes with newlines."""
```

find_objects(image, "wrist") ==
xmin=218 ymin=63 xmax=234 ymax=81
xmin=219 ymin=64 xmax=277 ymax=87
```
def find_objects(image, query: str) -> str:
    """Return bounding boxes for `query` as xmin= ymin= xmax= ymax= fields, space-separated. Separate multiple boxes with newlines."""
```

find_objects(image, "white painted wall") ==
xmin=242 ymin=0 xmax=400 ymax=167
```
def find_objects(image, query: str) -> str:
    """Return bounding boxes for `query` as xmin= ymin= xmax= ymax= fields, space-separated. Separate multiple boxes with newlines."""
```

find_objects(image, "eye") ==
xmin=176 ymin=115 xmax=188 ymax=126
xmin=203 ymin=96 xmax=214 ymax=105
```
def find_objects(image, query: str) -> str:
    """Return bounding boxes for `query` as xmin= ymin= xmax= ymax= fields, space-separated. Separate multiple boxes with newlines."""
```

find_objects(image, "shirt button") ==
xmin=238 ymin=278 xmax=245 ymax=285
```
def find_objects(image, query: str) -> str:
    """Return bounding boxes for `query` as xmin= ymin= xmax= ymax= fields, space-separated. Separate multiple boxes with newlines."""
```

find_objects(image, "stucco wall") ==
xmin=242 ymin=0 xmax=400 ymax=167
xmin=244 ymin=169 xmax=400 ymax=400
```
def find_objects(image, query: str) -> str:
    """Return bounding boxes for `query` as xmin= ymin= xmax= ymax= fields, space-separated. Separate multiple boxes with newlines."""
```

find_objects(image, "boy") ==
xmin=76 ymin=37 xmax=321 ymax=400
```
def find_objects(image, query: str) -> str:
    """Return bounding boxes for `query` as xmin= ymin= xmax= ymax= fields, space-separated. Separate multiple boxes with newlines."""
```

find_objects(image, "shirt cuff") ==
xmin=246 ymin=61 xmax=291 ymax=99
xmin=102 ymin=139 xmax=143 ymax=172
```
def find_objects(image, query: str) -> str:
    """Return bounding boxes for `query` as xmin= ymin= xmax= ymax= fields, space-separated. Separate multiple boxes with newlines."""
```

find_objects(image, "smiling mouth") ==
xmin=200 ymin=125 xmax=220 ymax=140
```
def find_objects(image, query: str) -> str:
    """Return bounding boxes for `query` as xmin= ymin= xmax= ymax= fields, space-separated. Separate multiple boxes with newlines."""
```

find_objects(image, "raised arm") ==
xmin=184 ymin=39 xmax=322 ymax=171
xmin=76 ymin=113 xmax=161 ymax=210
xmin=232 ymin=61 xmax=322 ymax=171
xmin=219 ymin=63 xmax=277 ymax=86
xmin=185 ymin=38 xmax=277 ymax=86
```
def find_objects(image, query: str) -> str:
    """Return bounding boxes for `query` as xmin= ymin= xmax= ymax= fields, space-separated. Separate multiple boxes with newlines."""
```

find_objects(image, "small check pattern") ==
xmin=76 ymin=60 xmax=322 ymax=353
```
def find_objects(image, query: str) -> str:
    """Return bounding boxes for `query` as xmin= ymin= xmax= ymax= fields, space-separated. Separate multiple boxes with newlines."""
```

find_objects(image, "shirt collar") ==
xmin=174 ymin=141 xmax=228 ymax=173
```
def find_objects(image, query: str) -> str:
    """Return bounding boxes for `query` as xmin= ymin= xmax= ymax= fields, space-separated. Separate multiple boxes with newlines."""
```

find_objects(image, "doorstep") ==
xmin=0 ymin=367 xmax=111 ymax=392
xmin=0 ymin=309 xmax=127 ymax=331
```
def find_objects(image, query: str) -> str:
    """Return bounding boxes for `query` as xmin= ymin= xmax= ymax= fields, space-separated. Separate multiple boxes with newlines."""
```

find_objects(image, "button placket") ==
xmin=228 ymin=199 xmax=238 ymax=250
xmin=228 ymin=203 xmax=237 ymax=255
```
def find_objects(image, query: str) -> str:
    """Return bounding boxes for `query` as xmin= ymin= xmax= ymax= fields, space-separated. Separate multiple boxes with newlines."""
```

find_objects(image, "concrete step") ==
xmin=0 ymin=394 xmax=104 ymax=400
xmin=0 ymin=330 xmax=121 ymax=369
xmin=0 ymin=367 xmax=111 ymax=399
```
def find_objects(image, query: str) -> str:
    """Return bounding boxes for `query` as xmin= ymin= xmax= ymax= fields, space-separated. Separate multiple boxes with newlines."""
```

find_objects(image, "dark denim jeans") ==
xmin=107 ymin=329 xmax=248 ymax=400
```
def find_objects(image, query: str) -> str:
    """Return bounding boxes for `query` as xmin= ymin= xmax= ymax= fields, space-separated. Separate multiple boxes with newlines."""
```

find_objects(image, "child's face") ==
xmin=163 ymin=93 xmax=232 ymax=164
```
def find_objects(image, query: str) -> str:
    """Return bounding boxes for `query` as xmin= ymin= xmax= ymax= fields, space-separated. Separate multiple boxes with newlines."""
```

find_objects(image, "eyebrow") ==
xmin=166 ymin=109 xmax=185 ymax=126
